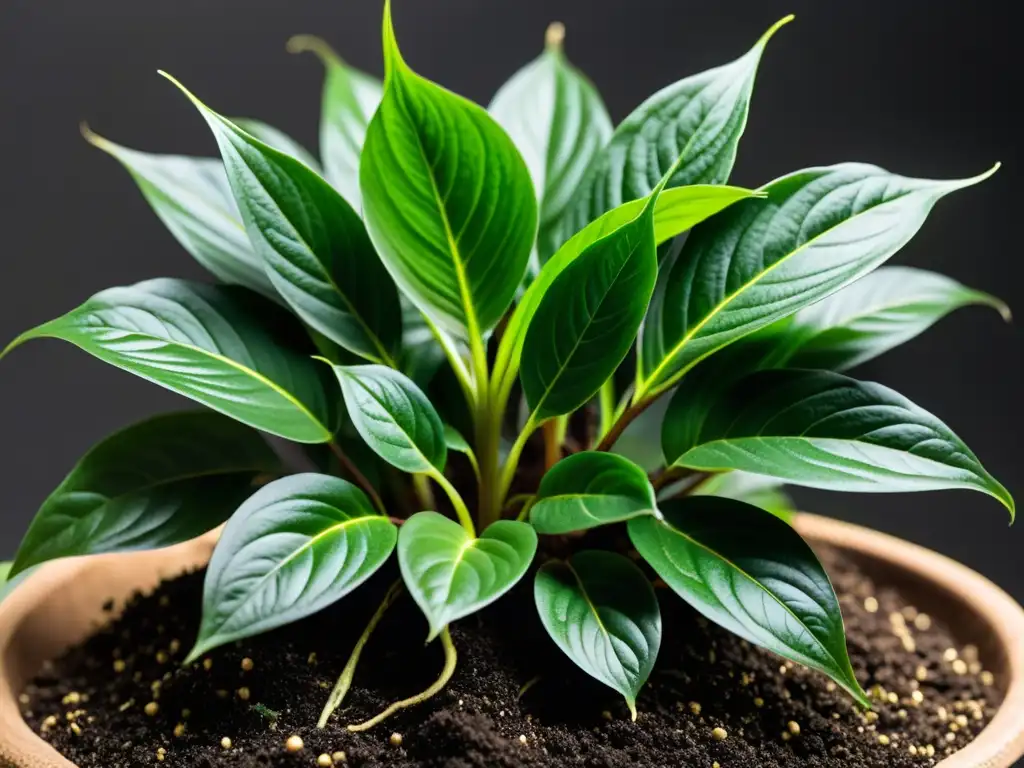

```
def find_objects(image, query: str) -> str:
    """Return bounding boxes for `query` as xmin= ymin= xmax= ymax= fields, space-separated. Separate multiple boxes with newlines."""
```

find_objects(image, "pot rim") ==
xmin=1 ymin=513 xmax=1022 ymax=768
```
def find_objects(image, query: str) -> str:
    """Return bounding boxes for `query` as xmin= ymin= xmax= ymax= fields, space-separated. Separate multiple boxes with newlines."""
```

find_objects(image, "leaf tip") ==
xmin=158 ymin=70 xmax=205 ymax=112
xmin=626 ymin=699 xmax=638 ymax=722
xmin=286 ymin=34 xmax=342 ymax=67
xmin=759 ymin=14 xmax=795 ymax=47
xmin=545 ymin=21 xmax=566 ymax=51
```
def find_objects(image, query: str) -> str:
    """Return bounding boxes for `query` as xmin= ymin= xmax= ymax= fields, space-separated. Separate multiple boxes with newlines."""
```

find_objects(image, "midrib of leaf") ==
xmin=654 ymin=518 xmax=856 ymax=694
xmin=218 ymin=123 xmax=395 ymax=367
xmin=564 ymin=560 xmax=610 ymax=639
xmin=6 ymin=325 xmax=330 ymax=442
xmin=441 ymin=536 xmax=477 ymax=606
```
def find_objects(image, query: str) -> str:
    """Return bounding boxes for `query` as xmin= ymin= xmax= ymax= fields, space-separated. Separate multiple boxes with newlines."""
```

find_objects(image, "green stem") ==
xmin=497 ymin=415 xmax=540 ymax=509
xmin=318 ymin=580 xmax=403 ymax=728
xmin=429 ymin=469 xmax=476 ymax=537
xmin=412 ymin=473 xmax=436 ymax=509
xmin=597 ymin=379 xmax=616 ymax=442
xmin=474 ymin=388 xmax=503 ymax=528
xmin=329 ymin=441 xmax=386 ymax=515
xmin=347 ymin=626 xmax=458 ymax=732
xmin=516 ymin=495 xmax=538 ymax=523
xmin=595 ymin=395 xmax=655 ymax=453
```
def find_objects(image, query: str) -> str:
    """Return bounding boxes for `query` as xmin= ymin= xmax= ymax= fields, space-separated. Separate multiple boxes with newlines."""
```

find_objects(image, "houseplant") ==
xmin=1 ymin=2 xmax=1021 ymax=766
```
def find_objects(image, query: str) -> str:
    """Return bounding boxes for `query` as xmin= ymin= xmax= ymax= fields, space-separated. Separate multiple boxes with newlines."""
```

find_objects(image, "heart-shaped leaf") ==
xmin=777 ymin=266 xmax=1010 ymax=372
xmin=398 ymin=512 xmax=537 ymax=641
xmin=163 ymin=72 xmax=402 ymax=365
xmin=662 ymin=368 xmax=1014 ymax=516
xmin=333 ymin=364 xmax=447 ymax=474
xmin=82 ymin=128 xmax=275 ymax=299
xmin=359 ymin=1 xmax=537 ymax=340
xmin=288 ymin=35 xmax=383 ymax=209
xmin=534 ymin=550 xmax=660 ymax=719
xmin=489 ymin=24 xmax=613 ymax=270
xmin=531 ymin=452 xmax=656 ymax=534
xmin=492 ymin=185 xmax=756 ymax=403
xmin=187 ymin=473 xmax=397 ymax=661
xmin=638 ymin=163 xmax=1000 ymax=400
xmin=232 ymin=118 xmax=321 ymax=170
xmin=689 ymin=472 xmax=795 ymax=523
xmin=521 ymin=193 xmax=658 ymax=421
xmin=9 ymin=412 xmax=280 ymax=577
xmin=548 ymin=17 xmax=790 ymax=258
xmin=3 ymin=279 xmax=334 ymax=442
xmin=629 ymin=497 xmax=868 ymax=705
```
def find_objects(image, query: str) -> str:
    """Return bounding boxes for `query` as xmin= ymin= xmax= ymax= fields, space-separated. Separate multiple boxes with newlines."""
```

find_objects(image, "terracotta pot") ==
xmin=2 ymin=515 xmax=1023 ymax=768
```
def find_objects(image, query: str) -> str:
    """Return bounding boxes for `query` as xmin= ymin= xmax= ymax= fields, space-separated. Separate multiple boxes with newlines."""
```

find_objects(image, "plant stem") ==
xmin=681 ymin=471 xmax=714 ymax=496
xmin=496 ymin=415 xmax=539 ymax=510
xmin=347 ymin=626 xmax=458 ymax=733
xmin=318 ymin=580 xmax=403 ymax=728
xmin=651 ymin=466 xmax=686 ymax=492
xmin=595 ymin=396 xmax=655 ymax=453
xmin=412 ymin=473 xmax=436 ymax=509
xmin=503 ymin=493 xmax=535 ymax=518
xmin=543 ymin=419 xmax=563 ymax=470
xmin=329 ymin=440 xmax=386 ymax=515
xmin=597 ymin=379 xmax=616 ymax=442
xmin=516 ymin=495 xmax=538 ymax=523
xmin=474 ymin=392 xmax=503 ymax=528
xmin=429 ymin=469 xmax=476 ymax=537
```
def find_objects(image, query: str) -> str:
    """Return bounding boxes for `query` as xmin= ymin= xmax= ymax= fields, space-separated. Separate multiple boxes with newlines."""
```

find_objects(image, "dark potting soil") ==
xmin=22 ymin=545 xmax=1001 ymax=768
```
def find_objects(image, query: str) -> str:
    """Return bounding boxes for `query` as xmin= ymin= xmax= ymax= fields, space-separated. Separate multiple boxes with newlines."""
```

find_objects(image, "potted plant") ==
xmin=1 ymin=3 xmax=1022 ymax=766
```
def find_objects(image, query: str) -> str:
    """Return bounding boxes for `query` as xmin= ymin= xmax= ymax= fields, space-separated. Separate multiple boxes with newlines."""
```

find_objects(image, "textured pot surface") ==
xmin=1 ymin=515 xmax=1023 ymax=768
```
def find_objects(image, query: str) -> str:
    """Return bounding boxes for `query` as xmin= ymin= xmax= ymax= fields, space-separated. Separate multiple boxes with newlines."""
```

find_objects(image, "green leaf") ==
xmin=3 ymin=279 xmax=334 ymax=443
xmin=531 ymin=452 xmax=655 ymax=534
xmin=663 ymin=368 xmax=1014 ymax=517
xmin=493 ymin=185 xmax=756 ymax=401
xmin=333 ymin=364 xmax=447 ymax=474
xmin=399 ymin=295 xmax=446 ymax=389
xmin=187 ymin=473 xmax=397 ymax=661
xmin=638 ymin=163 xmax=1001 ymax=399
xmin=629 ymin=497 xmax=867 ymax=705
xmin=288 ymin=35 xmax=383 ymax=209
xmin=0 ymin=562 xmax=10 ymax=585
xmin=232 ymin=118 xmax=321 ymax=170
xmin=359 ymin=2 xmax=537 ymax=339
xmin=489 ymin=25 xmax=613 ymax=270
xmin=777 ymin=266 xmax=1011 ymax=371
xmin=689 ymin=472 xmax=796 ymax=523
xmin=162 ymin=72 xmax=401 ymax=365
xmin=548 ymin=16 xmax=790 ymax=258
xmin=521 ymin=190 xmax=658 ymax=421
xmin=9 ymin=412 xmax=280 ymax=577
xmin=398 ymin=512 xmax=537 ymax=641
xmin=534 ymin=551 xmax=660 ymax=719
xmin=82 ymin=127 xmax=274 ymax=299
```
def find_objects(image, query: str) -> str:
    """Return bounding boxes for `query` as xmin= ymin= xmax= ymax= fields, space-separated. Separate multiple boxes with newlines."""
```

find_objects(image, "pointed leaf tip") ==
xmin=762 ymin=14 xmax=795 ymax=43
xmin=545 ymin=22 xmax=566 ymax=50
xmin=285 ymin=34 xmax=342 ymax=65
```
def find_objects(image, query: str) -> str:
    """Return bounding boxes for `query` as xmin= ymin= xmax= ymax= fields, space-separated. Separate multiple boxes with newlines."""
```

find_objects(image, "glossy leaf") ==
xmin=629 ymin=497 xmax=867 ymax=705
xmin=9 ymin=412 xmax=280 ymax=577
xmin=521 ymin=193 xmax=658 ymax=420
xmin=638 ymin=163 xmax=1000 ymax=399
xmin=333 ymin=364 xmax=447 ymax=474
xmin=398 ymin=512 xmax=537 ymax=641
xmin=531 ymin=452 xmax=655 ymax=534
xmin=777 ymin=266 xmax=1010 ymax=371
xmin=3 ymin=279 xmax=334 ymax=442
xmin=690 ymin=472 xmax=795 ymax=522
xmin=663 ymin=368 xmax=1014 ymax=516
xmin=493 ymin=185 xmax=756 ymax=401
xmin=548 ymin=16 xmax=790 ymax=257
xmin=399 ymin=295 xmax=446 ymax=389
xmin=163 ymin=73 xmax=402 ymax=365
xmin=359 ymin=2 xmax=537 ymax=339
xmin=489 ymin=26 xmax=613 ymax=268
xmin=534 ymin=550 xmax=660 ymax=719
xmin=288 ymin=35 xmax=383 ymax=208
xmin=232 ymin=118 xmax=321 ymax=170
xmin=187 ymin=473 xmax=397 ymax=660
xmin=82 ymin=127 xmax=274 ymax=299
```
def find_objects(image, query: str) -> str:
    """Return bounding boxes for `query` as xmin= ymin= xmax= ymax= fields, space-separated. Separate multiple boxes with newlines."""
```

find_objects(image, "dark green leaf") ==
xmin=9 ymin=412 xmax=279 ymax=577
xmin=548 ymin=16 xmax=790 ymax=258
xmin=3 ymin=279 xmax=334 ymax=442
xmin=82 ymin=127 xmax=274 ymax=299
xmin=638 ymin=163 xmax=1000 ymax=400
xmin=399 ymin=512 xmax=537 ymax=640
xmin=534 ymin=550 xmax=660 ymax=719
xmin=187 ymin=473 xmax=397 ymax=660
xmin=629 ymin=497 xmax=867 ymax=705
xmin=359 ymin=2 xmax=537 ymax=339
xmin=489 ymin=26 xmax=613 ymax=270
xmin=777 ymin=266 xmax=1010 ymax=371
xmin=288 ymin=35 xmax=383 ymax=208
xmin=662 ymin=368 xmax=1014 ymax=516
xmin=232 ymin=118 xmax=321 ymax=170
xmin=333 ymin=364 xmax=447 ymax=473
xmin=531 ymin=452 xmax=655 ymax=534
xmin=399 ymin=295 xmax=446 ymax=389
xmin=163 ymin=72 xmax=401 ymax=365
xmin=521 ymin=194 xmax=658 ymax=420
xmin=689 ymin=472 xmax=795 ymax=523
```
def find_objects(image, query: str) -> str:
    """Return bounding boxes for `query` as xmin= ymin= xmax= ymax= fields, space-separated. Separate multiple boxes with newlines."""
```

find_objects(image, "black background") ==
xmin=1 ymin=0 xmax=1020 ymax=632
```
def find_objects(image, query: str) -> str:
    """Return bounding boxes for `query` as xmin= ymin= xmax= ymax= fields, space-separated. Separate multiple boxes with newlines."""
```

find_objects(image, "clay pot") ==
xmin=2 ymin=515 xmax=1023 ymax=768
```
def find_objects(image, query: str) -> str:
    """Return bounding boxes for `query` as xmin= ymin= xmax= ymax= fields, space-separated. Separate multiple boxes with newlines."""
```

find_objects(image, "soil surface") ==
xmin=22 ymin=545 xmax=1001 ymax=768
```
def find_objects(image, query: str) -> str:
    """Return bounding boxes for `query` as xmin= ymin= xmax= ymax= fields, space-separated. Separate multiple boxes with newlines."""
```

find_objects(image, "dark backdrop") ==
xmin=1 ymin=1 xmax=1020 ymax=610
